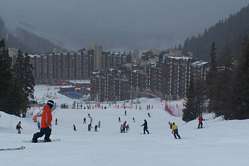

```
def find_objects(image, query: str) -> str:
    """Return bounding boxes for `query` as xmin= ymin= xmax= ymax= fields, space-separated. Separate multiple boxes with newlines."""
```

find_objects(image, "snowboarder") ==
xmin=73 ymin=124 xmax=77 ymax=131
xmin=141 ymin=119 xmax=149 ymax=134
xmin=83 ymin=117 xmax=86 ymax=124
xmin=171 ymin=122 xmax=181 ymax=139
xmin=16 ymin=121 xmax=22 ymax=134
xmin=198 ymin=115 xmax=204 ymax=129
xmin=32 ymin=100 xmax=55 ymax=143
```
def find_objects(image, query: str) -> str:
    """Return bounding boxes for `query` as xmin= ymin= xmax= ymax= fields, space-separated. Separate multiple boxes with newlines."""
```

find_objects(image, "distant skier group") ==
xmin=19 ymin=100 xmax=206 ymax=143
xmin=120 ymin=121 xmax=129 ymax=133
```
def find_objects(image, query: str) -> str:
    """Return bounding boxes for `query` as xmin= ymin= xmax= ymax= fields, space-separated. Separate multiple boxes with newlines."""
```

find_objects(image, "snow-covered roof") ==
xmin=68 ymin=80 xmax=90 ymax=84
xmin=192 ymin=61 xmax=208 ymax=67
xmin=167 ymin=56 xmax=192 ymax=60
xmin=28 ymin=54 xmax=41 ymax=58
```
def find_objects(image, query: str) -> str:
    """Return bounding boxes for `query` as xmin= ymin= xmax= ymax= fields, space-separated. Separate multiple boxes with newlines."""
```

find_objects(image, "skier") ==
xmin=94 ymin=125 xmax=98 ymax=132
xmin=141 ymin=119 xmax=149 ymax=134
xmin=198 ymin=115 xmax=204 ymax=129
xmin=55 ymin=118 xmax=58 ymax=126
xmin=83 ymin=117 xmax=86 ymax=124
xmin=120 ymin=124 xmax=124 ymax=133
xmin=98 ymin=120 xmax=101 ymax=128
xmin=88 ymin=123 xmax=92 ymax=131
xmin=171 ymin=122 xmax=181 ymax=139
xmin=133 ymin=117 xmax=135 ymax=123
xmin=118 ymin=117 xmax=121 ymax=123
xmin=126 ymin=123 xmax=130 ymax=132
xmin=88 ymin=113 xmax=93 ymax=124
xmin=73 ymin=124 xmax=77 ymax=131
xmin=147 ymin=112 xmax=151 ymax=118
xmin=32 ymin=100 xmax=55 ymax=143
xmin=125 ymin=110 xmax=127 ymax=116
xmin=16 ymin=121 xmax=22 ymax=134
xmin=123 ymin=121 xmax=128 ymax=133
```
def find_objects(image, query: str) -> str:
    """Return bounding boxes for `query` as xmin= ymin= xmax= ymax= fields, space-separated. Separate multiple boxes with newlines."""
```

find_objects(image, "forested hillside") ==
xmin=184 ymin=4 xmax=249 ymax=60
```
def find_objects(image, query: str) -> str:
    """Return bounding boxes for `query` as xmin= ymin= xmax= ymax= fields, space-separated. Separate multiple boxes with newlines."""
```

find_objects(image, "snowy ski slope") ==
xmin=0 ymin=85 xmax=249 ymax=166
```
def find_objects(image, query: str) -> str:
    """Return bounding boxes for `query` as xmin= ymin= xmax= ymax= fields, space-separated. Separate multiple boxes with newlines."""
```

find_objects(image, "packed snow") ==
xmin=0 ymin=85 xmax=249 ymax=166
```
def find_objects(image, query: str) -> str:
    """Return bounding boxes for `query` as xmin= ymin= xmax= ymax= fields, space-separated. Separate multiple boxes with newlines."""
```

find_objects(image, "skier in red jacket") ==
xmin=32 ymin=100 xmax=56 ymax=143
xmin=198 ymin=115 xmax=204 ymax=129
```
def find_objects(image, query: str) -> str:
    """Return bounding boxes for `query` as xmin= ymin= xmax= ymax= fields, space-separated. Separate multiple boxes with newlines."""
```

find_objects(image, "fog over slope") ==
xmin=0 ymin=0 xmax=248 ymax=50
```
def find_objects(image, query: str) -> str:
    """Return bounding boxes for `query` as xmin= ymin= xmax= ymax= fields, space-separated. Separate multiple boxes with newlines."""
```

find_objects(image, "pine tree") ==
xmin=216 ymin=47 xmax=234 ymax=119
xmin=206 ymin=42 xmax=218 ymax=114
xmin=183 ymin=78 xmax=197 ymax=122
xmin=5 ymin=80 xmax=26 ymax=116
xmin=23 ymin=53 xmax=35 ymax=100
xmin=0 ymin=39 xmax=13 ymax=113
xmin=232 ymin=37 xmax=249 ymax=119
xmin=13 ymin=51 xmax=35 ymax=116
xmin=183 ymin=77 xmax=206 ymax=122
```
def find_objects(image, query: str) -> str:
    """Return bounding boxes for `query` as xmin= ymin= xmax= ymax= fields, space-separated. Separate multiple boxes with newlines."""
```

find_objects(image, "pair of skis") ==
xmin=0 ymin=138 xmax=61 ymax=151
xmin=0 ymin=146 xmax=25 ymax=151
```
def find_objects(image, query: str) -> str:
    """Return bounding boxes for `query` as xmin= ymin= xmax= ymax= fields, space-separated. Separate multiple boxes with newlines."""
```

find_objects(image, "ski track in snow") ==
xmin=0 ymin=85 xmax=249 ymax=166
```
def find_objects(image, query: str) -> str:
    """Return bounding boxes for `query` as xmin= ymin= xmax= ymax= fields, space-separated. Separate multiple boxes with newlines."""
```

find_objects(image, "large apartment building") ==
xmin=160 ymin=50 xmax=193 ymax=100
xmin=30 ymin=50 xmax=93 ymax=84
xmin=29 ymin=46 xmax=133 ymax=84
xmin=90 ymin=69 xmax=130 ymax=101
xmin=90 ymin=49 xmax=209 ymax=101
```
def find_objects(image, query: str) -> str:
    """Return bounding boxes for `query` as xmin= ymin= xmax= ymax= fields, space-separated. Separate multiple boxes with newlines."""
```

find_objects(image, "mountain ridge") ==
xmin=0 ymin=16 xmax=63 ymax=53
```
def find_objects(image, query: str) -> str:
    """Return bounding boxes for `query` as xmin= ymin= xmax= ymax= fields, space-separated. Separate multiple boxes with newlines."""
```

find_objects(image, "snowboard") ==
xmin=23 ymin=138 xmax=61 ymax=143
xmin=0 ymin=146 xmax=25 ymax=151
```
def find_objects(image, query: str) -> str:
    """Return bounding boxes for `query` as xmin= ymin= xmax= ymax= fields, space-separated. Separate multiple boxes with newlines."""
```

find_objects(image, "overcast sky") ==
xmin=0 ymin=0 xmax=248 ymax=50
